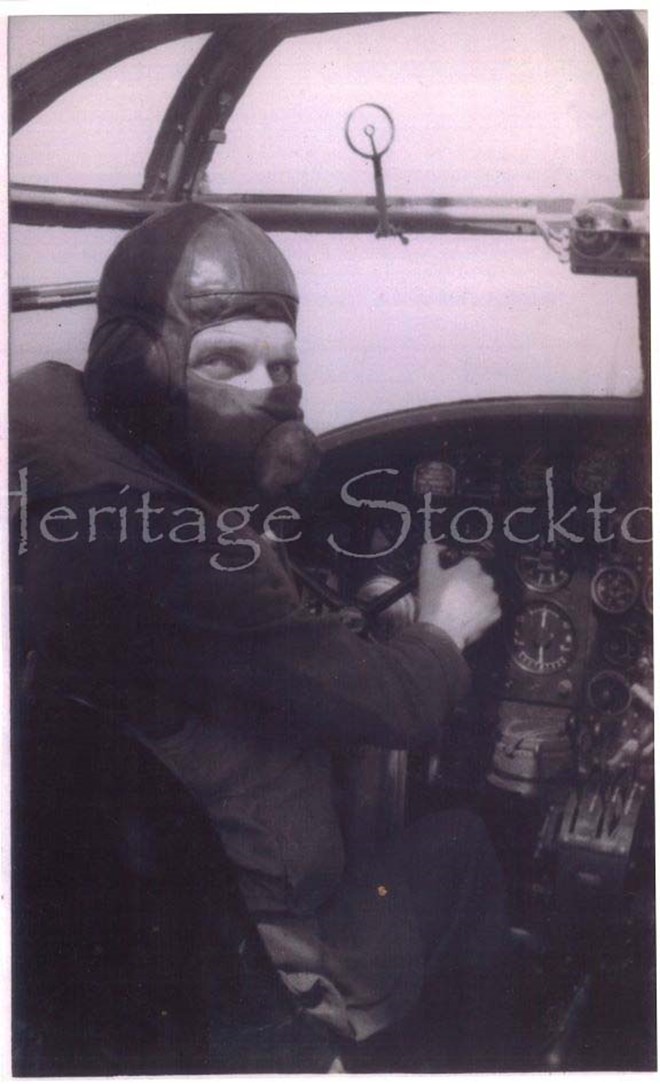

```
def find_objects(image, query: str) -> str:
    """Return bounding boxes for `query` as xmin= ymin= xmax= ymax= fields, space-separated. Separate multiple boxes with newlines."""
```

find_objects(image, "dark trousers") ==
xmin=345 ymin=808 xmax=513 ymax=1072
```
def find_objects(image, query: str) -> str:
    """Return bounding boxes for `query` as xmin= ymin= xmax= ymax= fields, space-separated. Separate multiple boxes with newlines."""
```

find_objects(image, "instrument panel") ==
xmin=296 ymin=401 xmax=652 ymax=778
xmin=290 ymin=398 xmax=653 ymax=1078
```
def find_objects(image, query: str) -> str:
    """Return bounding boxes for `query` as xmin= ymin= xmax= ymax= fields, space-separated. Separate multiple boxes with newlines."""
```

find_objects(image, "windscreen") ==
xmin=206 ymin=13 xmax=642 ymax=433
xmin=10 ymin=13 xmax=643 ymax=435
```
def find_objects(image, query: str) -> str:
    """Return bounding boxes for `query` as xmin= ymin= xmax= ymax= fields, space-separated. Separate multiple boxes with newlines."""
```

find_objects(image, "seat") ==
xmin=12 ymin=657 xmax=339 ymax=1075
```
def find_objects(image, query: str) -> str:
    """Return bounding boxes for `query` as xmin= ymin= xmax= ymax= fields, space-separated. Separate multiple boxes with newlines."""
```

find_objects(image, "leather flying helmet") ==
xmin=85 ymin=203 xmax=318 ymax=503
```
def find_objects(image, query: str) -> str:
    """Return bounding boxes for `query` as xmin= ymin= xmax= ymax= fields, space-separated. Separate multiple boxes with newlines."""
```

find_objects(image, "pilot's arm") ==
xmin=128 ymin=510 xmax=500 ymax=751
xmin=24 ymin=487 xmax=499 ymax=752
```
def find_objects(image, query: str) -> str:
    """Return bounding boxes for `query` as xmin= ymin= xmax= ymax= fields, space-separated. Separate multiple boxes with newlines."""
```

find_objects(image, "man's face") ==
xmin=188 ymin=318 xmax=299 ymax=392
xmin=185 ymin=317 xmax=317 ymax=499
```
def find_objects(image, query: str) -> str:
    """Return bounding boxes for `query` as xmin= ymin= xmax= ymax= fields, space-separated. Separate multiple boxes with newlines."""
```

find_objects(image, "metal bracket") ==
xmin=345 ymin=103 xmax=409 ymax=245
xmin=537 ymin=198 xmax=649 ymax=275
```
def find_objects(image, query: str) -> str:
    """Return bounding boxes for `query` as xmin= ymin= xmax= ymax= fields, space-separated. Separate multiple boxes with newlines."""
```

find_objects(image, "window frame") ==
xmin=9 ymin=11 xmax=649 ymax=394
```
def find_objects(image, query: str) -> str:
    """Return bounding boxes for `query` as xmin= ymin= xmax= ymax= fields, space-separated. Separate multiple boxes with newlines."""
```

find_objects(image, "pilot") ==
xmin=13 ymin=203 xmax=508 ymax=1070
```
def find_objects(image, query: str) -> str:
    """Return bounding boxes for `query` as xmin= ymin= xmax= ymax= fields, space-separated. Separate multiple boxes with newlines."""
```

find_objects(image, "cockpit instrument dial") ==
xmin=510 ymin=603 xmax=576 ymax=675
xmin=601 ymin=623 xmax=646 ymax=669
xmin=516 ymin=542 xmax=572 ymax=593
xmin=413 ymin=460 xmax=456 ymax=497
xmin=588 ymin=670 xmax=632 ymax=715
xmin=591 ymin=565 xmax=639 ymax=614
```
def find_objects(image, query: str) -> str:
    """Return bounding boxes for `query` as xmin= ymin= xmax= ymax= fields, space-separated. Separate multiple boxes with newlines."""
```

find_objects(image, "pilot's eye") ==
xmin=194 ymin=355 xmax=243 ymax=381
xmin=268 ymin=361 xmax=295 ymax=386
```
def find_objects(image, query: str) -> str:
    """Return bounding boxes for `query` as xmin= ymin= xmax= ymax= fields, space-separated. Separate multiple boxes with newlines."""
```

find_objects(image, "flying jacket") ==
xmin=11 ymin=358 xmax=470 ymax=1039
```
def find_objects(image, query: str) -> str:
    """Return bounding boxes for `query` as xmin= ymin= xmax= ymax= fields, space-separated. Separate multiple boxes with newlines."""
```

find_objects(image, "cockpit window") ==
xmin=200 ymin=14 xmax=641 ymax=431
xmin=9 ymin=13 xmax=645 ymax=433
xmin=277 ymin=233 xmax=641 ymax=434
xmin=206 ymin=14 xmax=620 ymax=198
xmin=10 ymin=28 xmax=211 ymax=189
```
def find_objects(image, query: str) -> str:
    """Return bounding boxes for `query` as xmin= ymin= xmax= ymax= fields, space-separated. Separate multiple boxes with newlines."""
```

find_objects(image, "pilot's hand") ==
xmin=417 ymin=542 xmax=501 ymax=651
